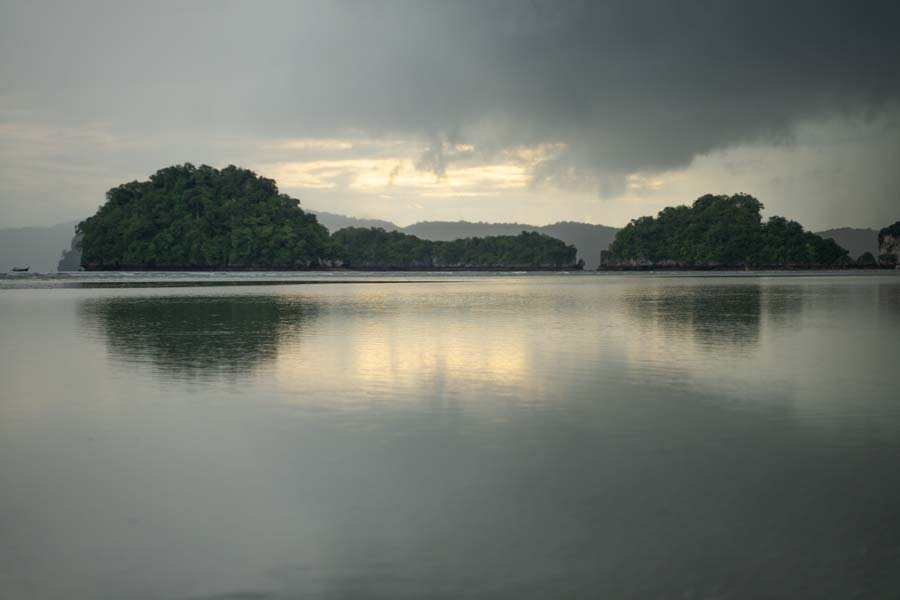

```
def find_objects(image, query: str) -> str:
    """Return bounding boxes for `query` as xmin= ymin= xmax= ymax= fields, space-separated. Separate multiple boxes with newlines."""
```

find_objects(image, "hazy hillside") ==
xmin=405 ymin=221 xmax=537 ymax=240
xmin=310 ymin=210 xmax=399 ymax=233
xmin=814 ymin=228 xmax=878 ymax=259
xmin=0 ymin=221 xmax=79 ymax=273
xmin=404 ymin=220 xmax=619 ymax=268
xmin=540 ymin=222 xmax=619 ymax=270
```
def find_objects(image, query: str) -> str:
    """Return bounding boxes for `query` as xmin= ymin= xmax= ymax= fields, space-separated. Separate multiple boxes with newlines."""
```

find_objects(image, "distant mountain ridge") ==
xmin=813 ymin=228 xmax=879 ymax=259
xmin=310 ymin=211 xmax=400 ymax=233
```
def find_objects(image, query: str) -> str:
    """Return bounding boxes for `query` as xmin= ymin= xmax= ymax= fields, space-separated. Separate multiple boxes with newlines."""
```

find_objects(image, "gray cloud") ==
xmin=1 ymin=0 xmax=899 ymax=226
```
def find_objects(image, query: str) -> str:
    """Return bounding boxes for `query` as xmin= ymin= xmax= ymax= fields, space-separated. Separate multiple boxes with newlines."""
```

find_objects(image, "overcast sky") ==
xmin=1 ymin=0 xmax=899 ymax=229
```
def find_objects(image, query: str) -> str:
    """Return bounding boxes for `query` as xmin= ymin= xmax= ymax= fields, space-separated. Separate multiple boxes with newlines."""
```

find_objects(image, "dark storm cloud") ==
xmin=323 ymin=0 xmax=900 ymax=187
xmin=3 ymin=1 xmax=899 ymax=181
xmin=1 ymin=0 xmax=899 ymax=226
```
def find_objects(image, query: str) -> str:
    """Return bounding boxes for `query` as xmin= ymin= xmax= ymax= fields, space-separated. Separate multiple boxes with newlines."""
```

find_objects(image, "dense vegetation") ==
xmin=332 ymin=227 xmax=580 ymax=269
xmin=856 ymin=251 xmax=878 ymax=268
xmin=404 ymin=221 xmax=618 ymax=269
xmin=77 ymin=164 xmax=580 ymax=270
xmin=602 ymin=194 xmax=849 ymax=268
xmin=78 ymin=164 xmax=337 ymax=269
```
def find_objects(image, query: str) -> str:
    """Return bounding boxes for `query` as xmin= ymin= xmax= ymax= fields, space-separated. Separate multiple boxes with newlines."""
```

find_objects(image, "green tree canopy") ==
xmin=77 ymin=164 xmax=581 ymax=270
xmin=332 ymin=227 xmax=579 ymax=269
xmin=603 ymin=194 xmax=849 ymax=268
xmin=78 ymin=164 xmax=337 ymax=269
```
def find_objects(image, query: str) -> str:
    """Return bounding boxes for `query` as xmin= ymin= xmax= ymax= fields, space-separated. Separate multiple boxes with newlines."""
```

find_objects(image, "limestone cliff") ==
xmin=878 ymin=221 xmax=900 ymax=267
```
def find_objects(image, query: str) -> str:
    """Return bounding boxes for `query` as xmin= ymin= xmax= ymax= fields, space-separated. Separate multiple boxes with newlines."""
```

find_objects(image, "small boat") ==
xmin=11 ymin=266 xmax=29 ymax=272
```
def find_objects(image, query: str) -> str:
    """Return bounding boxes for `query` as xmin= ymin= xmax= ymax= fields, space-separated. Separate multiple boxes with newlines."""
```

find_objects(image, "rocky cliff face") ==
xmin=878 ymin=221 xmax=900 ymax=267
xmin=881 ymin=234 xmax=899 ymax=255
xmin=57 ymin=233 xmax=82 ymax=271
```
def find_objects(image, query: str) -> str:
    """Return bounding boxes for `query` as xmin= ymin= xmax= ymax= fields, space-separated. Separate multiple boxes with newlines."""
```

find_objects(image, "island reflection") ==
xmin=79 ymin=295 xmax=319 ymax=381
xmin=619 ymin=282 xmax=810 ymax=353
xmin=77 ymin=281 xmax=818 ymax=405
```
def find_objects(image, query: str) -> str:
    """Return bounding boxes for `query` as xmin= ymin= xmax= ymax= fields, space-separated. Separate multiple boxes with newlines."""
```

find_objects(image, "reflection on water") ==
xmin=79 ymin=295 xmax=318 ymax=380
xmin=620 ymin=283 xmax=814 ymax=354
xmin=2 ymin=275 xmax=900 ymax=600
xmin=879 ymin=281 xmax=900 ymax=317
xmin=623 ymin=283 xmax=765 ymax=350
xmin=72 ymin=279 xmax=900 ymax=419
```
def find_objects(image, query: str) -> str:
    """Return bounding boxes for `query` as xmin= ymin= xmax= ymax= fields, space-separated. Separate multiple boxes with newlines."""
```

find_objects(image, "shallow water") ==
xmin=1 ymin=273 xmax=899 ymax=599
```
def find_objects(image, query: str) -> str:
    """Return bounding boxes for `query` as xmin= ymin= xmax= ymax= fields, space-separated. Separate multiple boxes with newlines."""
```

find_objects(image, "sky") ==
xmin=1 ymin=0 xmax=899 ymax=230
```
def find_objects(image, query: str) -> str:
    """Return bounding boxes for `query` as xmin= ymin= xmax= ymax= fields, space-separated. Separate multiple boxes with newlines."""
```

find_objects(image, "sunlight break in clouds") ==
xmin=262 ymin=138 xmax=355 ymax=152
xmin=253 ymin=141 xmax=566 ymax=198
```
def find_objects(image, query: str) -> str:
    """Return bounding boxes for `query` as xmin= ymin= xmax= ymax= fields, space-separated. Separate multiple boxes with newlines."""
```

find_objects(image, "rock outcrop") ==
xmin=878 ymin=221 xmax=900 ymax=267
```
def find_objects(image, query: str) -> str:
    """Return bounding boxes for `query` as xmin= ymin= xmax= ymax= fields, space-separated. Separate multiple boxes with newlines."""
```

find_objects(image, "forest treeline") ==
xmin=76 ymin=164 xmax=580 ymax=270
xmin=332 ymin=227 xmax=578 ymax=269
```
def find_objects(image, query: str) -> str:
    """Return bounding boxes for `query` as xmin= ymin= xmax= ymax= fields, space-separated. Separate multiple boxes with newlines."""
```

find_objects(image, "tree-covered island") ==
xmin=76 ymin=164 xmax=582 ymax=270
xmin=78 ymin=164 xmax=338 ymax=269
xmin=600 ymin=194 xmax=851 ymax=269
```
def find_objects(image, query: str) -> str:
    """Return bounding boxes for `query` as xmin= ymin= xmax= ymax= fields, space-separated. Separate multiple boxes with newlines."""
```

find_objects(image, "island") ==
xmin=76 ymin=164 xmax=581 ymax=271
xmin=600 ymin=194 xmax=851 ymax=270
xmin=78 ymin=164 xmax=338 ymax=270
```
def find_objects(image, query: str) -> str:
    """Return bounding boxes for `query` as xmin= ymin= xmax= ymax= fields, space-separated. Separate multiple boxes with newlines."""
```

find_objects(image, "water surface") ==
xmin=1 ymin=273 xmax=899 ymax=599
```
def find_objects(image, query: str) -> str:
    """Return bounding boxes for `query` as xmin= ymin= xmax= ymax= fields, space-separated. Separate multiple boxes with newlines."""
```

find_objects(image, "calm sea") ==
xmin=1 ymin=272 xmax=899 ymax=599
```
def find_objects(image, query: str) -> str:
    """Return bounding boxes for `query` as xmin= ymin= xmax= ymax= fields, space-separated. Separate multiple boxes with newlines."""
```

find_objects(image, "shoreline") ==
xmin=597 ymin=265 xmax=898 ymax=272
xmin=77 ymin=265 xmax=584 ymax=272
